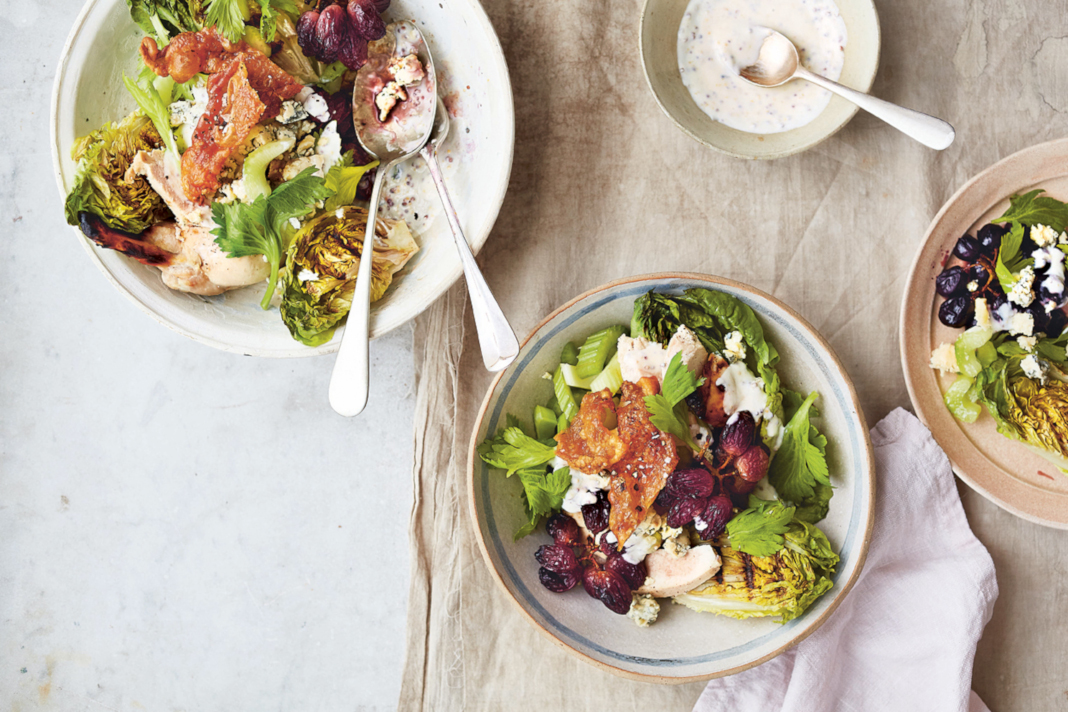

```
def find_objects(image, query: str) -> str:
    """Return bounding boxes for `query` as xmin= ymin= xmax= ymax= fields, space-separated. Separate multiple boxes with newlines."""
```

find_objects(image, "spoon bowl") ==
xmin=738 ymin=29 xmax=954 ymax=150
xmin=329 ymin=22 xmax=438 ymax=417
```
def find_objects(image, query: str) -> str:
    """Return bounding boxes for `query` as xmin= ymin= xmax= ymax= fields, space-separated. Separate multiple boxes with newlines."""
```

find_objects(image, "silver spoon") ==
xmin=329 ymin=22 xmax=437 ymax=417
xmin=420 ymin=98 xmax=520 ymax=372
xmin=738 ymin=30 xmax=955 ymax=150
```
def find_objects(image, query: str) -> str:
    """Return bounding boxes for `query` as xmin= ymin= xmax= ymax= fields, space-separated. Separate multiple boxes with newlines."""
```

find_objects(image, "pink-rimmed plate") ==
xmin=900 ymin=138 xmax=1068 ymax=529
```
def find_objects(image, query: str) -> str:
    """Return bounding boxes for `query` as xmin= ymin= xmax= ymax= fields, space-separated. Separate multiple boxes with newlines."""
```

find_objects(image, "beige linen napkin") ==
xmin=399 ymin=0 xmax=1068 ymax=706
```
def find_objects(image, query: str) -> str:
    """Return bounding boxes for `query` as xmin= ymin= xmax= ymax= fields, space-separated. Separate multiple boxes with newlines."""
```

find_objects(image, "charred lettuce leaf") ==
xmin=279 ymin=206 xmax=419 ymax=346
xmin=675 ymin=513 xmax=838 ymax=623
xmin=64 ymin=112 xmax=173 ymax=233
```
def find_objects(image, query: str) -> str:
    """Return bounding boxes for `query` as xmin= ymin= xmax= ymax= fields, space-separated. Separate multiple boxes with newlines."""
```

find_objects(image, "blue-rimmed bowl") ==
xmin=467 ymin=273 xmax=875 ymax=682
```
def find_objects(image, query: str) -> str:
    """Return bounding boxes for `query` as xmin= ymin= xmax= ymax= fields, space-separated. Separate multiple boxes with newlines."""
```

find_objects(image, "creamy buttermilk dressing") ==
xmin=677 ymin=0 xmax=848 ymax=134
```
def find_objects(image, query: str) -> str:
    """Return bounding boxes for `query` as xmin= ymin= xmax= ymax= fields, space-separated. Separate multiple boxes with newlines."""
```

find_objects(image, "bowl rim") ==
xmin=637 ymin=0 xmax=881 ymax=160
xmin=466 ymin=271 xmax=876 ymax=683
xmin=49 ymin=0 xmax=516 ymax=357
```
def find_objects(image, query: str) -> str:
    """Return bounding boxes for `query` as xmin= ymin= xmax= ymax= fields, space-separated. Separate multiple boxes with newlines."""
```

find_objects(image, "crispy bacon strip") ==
xmin=607 ymin=379 xmax=679 ymax=546
xmin=181 ymin=60 xmax=267 ymax=204
xmin=555 ymin=390 xmax=627 ymax=474
xmin=140 ymin=27 xmax=242 ymax=83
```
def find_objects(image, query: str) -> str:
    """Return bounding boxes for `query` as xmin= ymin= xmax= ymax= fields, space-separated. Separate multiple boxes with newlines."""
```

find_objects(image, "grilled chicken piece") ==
xmin=144 ymin=222 xmax=270 ymax=296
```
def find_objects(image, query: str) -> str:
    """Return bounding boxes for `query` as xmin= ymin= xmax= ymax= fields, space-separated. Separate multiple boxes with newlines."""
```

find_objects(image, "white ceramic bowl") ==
xmin=468 ymin=273 xmax=875 ymax=682
xmin=639 ymin=0 xmax=880 ymax=159
xmin=51 ymin=0 xmax=514 ymax=356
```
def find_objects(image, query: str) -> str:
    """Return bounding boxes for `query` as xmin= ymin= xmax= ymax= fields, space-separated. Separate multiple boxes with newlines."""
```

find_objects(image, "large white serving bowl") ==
xmin=468 ymin=273 xmax=875 ymax=682
xmin=51 ymin=0 xmax=514 ymax=357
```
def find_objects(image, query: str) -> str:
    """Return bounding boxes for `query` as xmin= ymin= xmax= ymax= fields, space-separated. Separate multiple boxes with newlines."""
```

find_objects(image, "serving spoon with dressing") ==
xmin=738 ymin=30 xmax=955 ymax=150
xmin=329 ymin=22 xmax=518 ymax=417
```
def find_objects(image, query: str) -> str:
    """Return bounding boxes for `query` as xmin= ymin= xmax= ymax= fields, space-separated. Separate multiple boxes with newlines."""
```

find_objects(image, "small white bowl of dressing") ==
xmin=639 ymin=0 xmax=880 ymax=159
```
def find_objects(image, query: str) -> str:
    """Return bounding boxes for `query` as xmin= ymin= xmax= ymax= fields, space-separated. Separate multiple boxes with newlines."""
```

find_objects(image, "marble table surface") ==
xmin=2 ymin=1 xmax=1067 ymax=711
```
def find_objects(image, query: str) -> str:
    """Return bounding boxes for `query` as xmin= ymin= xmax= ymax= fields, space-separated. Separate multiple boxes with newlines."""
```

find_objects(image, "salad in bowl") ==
xmin=477 ymin=286 xmax=842 ymax=628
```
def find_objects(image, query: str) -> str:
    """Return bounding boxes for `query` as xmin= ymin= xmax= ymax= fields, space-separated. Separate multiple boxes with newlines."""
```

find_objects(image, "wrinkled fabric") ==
xmin=694 ymin=409 xmax=997 ymax=712
xmin=400 ymin=0 xmax=1068 ymax=706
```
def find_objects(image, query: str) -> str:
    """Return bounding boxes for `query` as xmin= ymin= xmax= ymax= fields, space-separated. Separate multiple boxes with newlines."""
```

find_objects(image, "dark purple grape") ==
xmin=736 ymin=445 xmax=770 ymax=483
xmin=347 ymin=0 xmax=386 ymax=40
xmin=953 ymin=234 xmax=981 ymax=263
xmin=978 ymin=224 xmax=1006 ymax=255
xmin=665 ymin=468 xmax=715 ymax=499
xmin=935 ymin=265 xmax=966 ymax=298
xmin=1027 ymin=302 xmax=1052 ymax=333
xmin=546 ymin=513 xmax=581 ymax=546
xmin=296 ymin=10 xmax=323 ymax=57
xmin=722 ymin=476 xmax=758 ymax=508
xmin=581 ymin=492 xmax=610 ymax=534
xmin=685 ymin=390 xmax=704 ymax=418
xmin=667 ymin=496 xmax=707 ymax=528
xmin=582 ymin=567 xmax=632 ymax=614
xmin=1020 ymin=226 xmax=1038 ymax=255
xmin=938 ymin=296 xmax=974 ymax=328
xmin=337 ymin=30 xmax=369 ymax=69
xmin=720 ymin=412 xmax=756 ymax=456
xmin=653 ymin=487 xmax=676 ymax=515
xmin=315 ymin=4 xmax=348 ymax=63
xmin=1046 ymin=308 xmax=1067 ymax=337
xmin=539 ymin=567 xmax=579 ymax=593
xmin=988 ymin=292 xmax=1007 ymax=311
xmin=535 ymin=544 xmax=579 ymax=574
xmin=605 ymin=554 xmax=647 ymax=590
xmin=599 ymin=534 xmax=617 ymax=557
xmin=965 ymin=264 xmax=990 ymax=289
xmin=372 ymin=0 xmax=390 ymax=11
xmin=695 ymin=495 xmax=733 ymax=540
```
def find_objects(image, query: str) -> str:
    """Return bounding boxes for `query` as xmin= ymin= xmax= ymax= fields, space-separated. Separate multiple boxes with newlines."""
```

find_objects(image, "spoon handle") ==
xmin=795 ymin=67 xmax=955 ymax=150
xmin=421 ymin=145 xmax=520 ymax=371
xmin=328 ymin=167 xmax=389 ymax=417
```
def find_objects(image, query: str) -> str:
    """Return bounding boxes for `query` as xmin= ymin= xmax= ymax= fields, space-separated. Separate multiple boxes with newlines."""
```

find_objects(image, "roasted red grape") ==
xmin=605 ymin=554 xmax=647 ymax=590
xmin=665 ymin=467 xmax=715 ymax=499
xmin=953 ymin=234 xmax=981 ymax=263
xmin=695 ymin=495 xmax=733 ymax=540
xmin=736 ymin=445 xmax=770 ymax=483
xmin=582 ymin=567 xmax=632 ymax=614
xmin=546 ymin=513 xmax=581 ymax=546
xmin=582 ymin=491 xmax=610 ymax=534
xmin=348 ymin=0 xmax=386 ymax=40
xmin=1026 ymin=302 xmax=1052 ymax=333
xmin=935 ymin=265 xmax=966 ymax=298
xmin=720 ymin=412 xmax=756 ymax=456
xmin=667 ymin=495 xmax=707 ymax=528
xmin=938 ymin=296 xmax=973 ymax=328
xmin=539 ymin=567 xmax=579 ymax=593
xmin=372 ymin=0 xmax=390 ymax=11
xmin=977 ymin=223 xmax=1006 ymax=255
xmin=653 ymin=487 xmax=676 ymax=515
xmin=722 ymin=475 xmax=758 ymax=507
xmin=337 ymin=30 xmax=369 ymax=69
xmin=314 ymin=4 xmax=348 ymax=63
xmin=296 ymin=9 xmax=323 ymax=57
xmin=535 ymin=544 xmax=579 ymax=574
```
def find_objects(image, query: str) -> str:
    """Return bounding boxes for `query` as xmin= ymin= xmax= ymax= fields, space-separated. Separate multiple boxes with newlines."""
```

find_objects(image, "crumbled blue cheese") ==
xmin=1032 ymin=224 xmax=1059 ymax=247
xmin=277 ymin=99 xmax=310 ymax=125
xmin=294 ymin=86 xmax=331 ymax=122
xmin=723 ymin=330 xmax=747 ymax=362
xmin=1008 ymin=266 xmax=1036 ymax=307
xmin=561 ymin=468 xmax=610 ymax=514
xmin=316 ymin=121 xmax=343 ymax=174
xmin=288 ymin=217 xmax=301 ymax=230
xmin=1021 ymin=354 xmax=1048 ymax=383
xmin=620 ymin=510 xmax=684 ymax=565
xmin=930 ymin=342 xmax=960 ymax=373
xmin=974 ymin=298 xmax=991 ymax=329
xmin=966 ymin=280 xmax=979 ymax=292
xmin=297 ymin=268 xmax=319 ymax=282
xmin=1033 ymin=246 xmax=1066 ymax=296
xmin=1009 ymin=312 xmax=1035 ymax=337
xmin=1017 ymin=335 xmax=1037 ymax=352
xmin=627 ymin=594 xmax=660 ymax=628
xmin=375 ymin=83 xmax=408 ymax=122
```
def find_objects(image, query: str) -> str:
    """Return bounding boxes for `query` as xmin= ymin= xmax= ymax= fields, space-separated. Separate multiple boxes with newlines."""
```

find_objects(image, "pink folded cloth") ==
xmin=693 ymin=408 xmax=997 ymax=712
